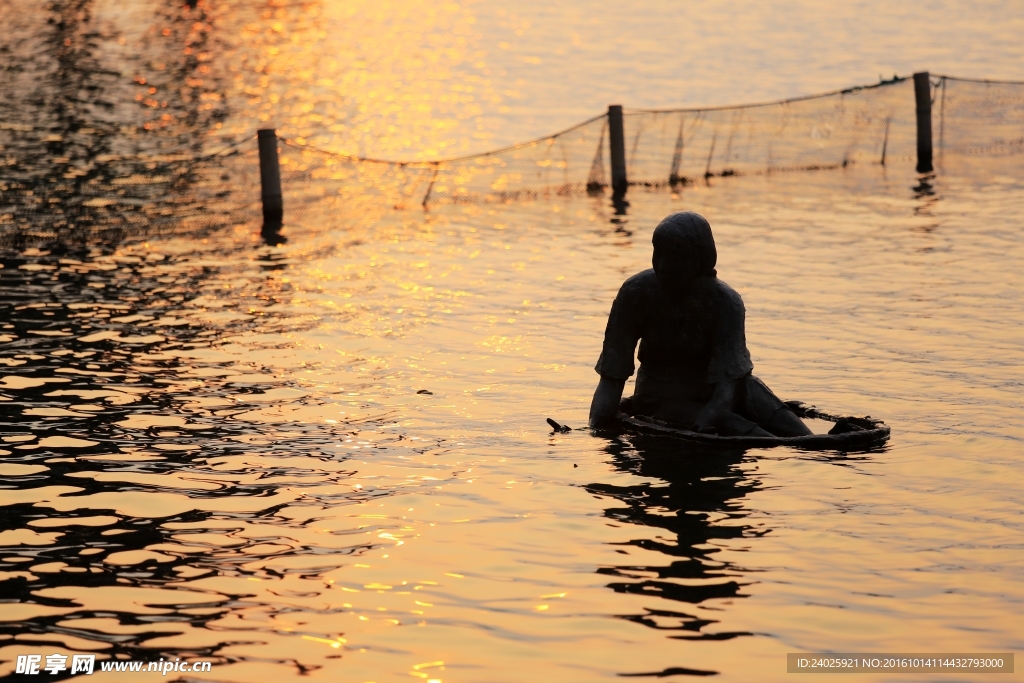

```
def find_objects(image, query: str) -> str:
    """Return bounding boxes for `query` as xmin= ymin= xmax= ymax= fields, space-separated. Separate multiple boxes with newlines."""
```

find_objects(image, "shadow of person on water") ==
xmin=587 ymin=436 xmax=764 ymax=637
xmin=584 ymin=431 xmax=883 ymax=678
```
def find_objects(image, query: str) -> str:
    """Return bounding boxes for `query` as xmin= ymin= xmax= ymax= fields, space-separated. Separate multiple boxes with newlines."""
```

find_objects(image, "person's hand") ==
xmin=589 ymin=376 xmax=626 ymax=429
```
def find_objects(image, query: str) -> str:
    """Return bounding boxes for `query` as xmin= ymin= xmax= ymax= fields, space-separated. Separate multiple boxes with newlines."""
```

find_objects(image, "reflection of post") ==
xmin=608 ymin=105 xmax=627 ymax=197
xmin=913 ymin=72 xmax=933 ymax=173
xmin=257 ymin=129 xmax=283 ymax=225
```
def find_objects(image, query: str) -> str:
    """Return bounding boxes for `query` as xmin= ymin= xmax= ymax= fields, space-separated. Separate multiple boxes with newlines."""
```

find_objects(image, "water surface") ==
xmin=1 ymin=1 xmax=1023 ymax=681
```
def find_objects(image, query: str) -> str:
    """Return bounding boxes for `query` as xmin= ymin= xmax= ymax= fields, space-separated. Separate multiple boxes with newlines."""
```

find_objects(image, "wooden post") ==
xmin=913 ymin=72 xmax=933 ymax=173
xmin=608 ymin=105 xmax=627 ymax=196
xmin=257 ymin=129 xmax=283 ymax=224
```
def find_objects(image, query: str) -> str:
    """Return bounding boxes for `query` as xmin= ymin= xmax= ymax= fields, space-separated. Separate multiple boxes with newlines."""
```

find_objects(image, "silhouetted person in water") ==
xmin=589 ymin=211 xmax=812 ymax=437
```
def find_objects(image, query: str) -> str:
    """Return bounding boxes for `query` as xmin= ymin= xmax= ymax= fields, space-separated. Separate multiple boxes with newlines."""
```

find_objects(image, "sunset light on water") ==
xmin=1 ymin=1 xmax=1023 ymax=681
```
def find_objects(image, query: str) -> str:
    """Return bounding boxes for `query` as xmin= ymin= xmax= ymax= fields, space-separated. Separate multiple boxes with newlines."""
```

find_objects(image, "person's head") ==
xmin=651 ymin=211 xmax=717 ymax=294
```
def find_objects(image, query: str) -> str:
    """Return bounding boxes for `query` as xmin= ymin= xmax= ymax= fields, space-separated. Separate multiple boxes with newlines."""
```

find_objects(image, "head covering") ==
xmin=652 ymin=211 xmax=717 ymax=277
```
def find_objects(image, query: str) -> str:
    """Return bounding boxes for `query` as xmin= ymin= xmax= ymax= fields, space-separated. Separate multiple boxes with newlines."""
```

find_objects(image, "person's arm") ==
xmin=691 ymin=377 xmax=740 ymax=433
xmin=591 ymin=277 xmax=642 ymax=428
xmin=589 ymin=375 xmax=626 ymax=428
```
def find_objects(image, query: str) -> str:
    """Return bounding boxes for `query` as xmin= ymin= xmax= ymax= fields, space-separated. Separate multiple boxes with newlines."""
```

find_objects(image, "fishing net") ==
xmin=623 ymin=78 xmax=917 ymax=186
xmin=276 ymin=114 xmax=608 ymax=218
xmin=3 ymin=67 xmax=1023 ymax=244
xmin=276 ymin=76 xmax=935 ymax=215
xmin=938 ymin=77 xmax=1024 ymax=156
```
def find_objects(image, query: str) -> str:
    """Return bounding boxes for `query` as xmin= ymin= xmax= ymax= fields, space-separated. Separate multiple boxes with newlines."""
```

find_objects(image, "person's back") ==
xmin=589 ymin=211 xmax=812 ymax=437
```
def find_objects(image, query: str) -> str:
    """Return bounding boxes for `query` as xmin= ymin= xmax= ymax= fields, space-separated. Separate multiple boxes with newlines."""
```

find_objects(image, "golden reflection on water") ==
xmin=215 ymin=0 xmax=501 ymax=158
xmin=67 ymin=0 xmax=1024 ymax=160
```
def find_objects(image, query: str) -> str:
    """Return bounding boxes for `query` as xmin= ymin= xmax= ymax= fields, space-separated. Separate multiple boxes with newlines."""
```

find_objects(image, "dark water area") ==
xmin=1 ymin=0 xmax=255 ymax=244
xmin=2 ymin=0 xmax=1024 ymax=681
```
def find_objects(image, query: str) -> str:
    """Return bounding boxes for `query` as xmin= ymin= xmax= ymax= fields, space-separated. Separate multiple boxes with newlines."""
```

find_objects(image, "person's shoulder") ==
xmin=697 ymin=277 xmax=745 ymax=309
xmin=617 ymin=269 xmax=659 ymax=297
xmin=622 ymin=268 xmax=658 ymax=287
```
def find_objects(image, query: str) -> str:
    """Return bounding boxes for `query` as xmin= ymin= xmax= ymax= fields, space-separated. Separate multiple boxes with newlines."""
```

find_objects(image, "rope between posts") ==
xmin=627 ymin=76 xmax=911 ymax=114
xmin=256 ymin=74 xmax=1024 ymax=171
xmin=277 ymin=112 xmax=607 ymax=167
xmin=937 ymin=75 xmax=1024 ymax=85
